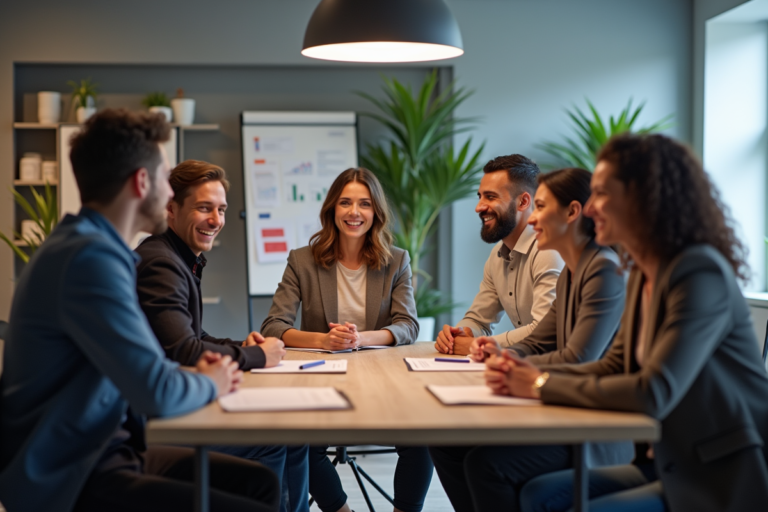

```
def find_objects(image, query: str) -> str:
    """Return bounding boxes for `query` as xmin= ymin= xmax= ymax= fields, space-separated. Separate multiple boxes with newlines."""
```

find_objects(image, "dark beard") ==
xmin=139 ymin=185 xmax=168 ymax=235
xmin=480 ymin=210 xmax=516 ymax=244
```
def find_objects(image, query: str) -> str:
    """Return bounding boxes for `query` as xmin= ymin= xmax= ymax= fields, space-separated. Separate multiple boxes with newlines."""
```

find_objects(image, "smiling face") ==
xmin=476 ymin=171 xmax=519 ymax=243
xmin=334 ymin=181 xmax=374 ymax=242
xmin=585 ymin=160 xmax=635 ymax=247
xmin=167 ymin=180 xmax=227 ymax=256
xmin=528 ymin=183 xmax=571 ymax=251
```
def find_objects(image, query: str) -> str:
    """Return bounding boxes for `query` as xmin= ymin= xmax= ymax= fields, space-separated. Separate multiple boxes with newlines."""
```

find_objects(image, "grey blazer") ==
xmin=261 ymin=245 xmax=419 ymax=345
xmin=513 ymin=240 xmax=633 ymax=468
xmin=541 ymin=245 xmax=768 ymax=512
xmin=513 ymin=239 xmax=625 ymax=365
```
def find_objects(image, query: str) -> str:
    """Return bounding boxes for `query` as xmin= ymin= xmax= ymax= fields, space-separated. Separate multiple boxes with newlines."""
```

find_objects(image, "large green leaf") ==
xmin=0 ymin=184 xmax=59 ymax=264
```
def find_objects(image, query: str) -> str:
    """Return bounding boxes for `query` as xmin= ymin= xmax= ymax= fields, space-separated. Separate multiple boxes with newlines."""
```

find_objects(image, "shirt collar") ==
xmin=497 ymin=224 xmax=537 ymax=259
xmin=163 ymin=227 xmax=207 ymax=278
xmin=78 ymin=207 xmax=139 ymax=264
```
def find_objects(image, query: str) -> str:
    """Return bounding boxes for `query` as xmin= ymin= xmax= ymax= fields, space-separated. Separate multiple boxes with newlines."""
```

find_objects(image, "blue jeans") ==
xmin=519 ymin=464 xmax=666 ymax=512
xmin=210 ymin=444 xmax=309 ymax=512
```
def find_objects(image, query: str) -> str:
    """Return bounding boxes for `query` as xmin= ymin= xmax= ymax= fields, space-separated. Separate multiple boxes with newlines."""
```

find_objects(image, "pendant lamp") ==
xmin=302 ymin=0 xmax=464 ymax=63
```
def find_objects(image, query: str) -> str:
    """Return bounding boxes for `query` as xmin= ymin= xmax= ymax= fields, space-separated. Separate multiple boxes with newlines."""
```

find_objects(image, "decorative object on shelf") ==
xmin=37 ymin=91 xmax=61 ymax=124
xmin=302 ymin=0 xmax=463 ymax=63
xmin=67 ymin=77 xmax=99 ymax=123
xmin=41 ymin=161 xmax=57 ymax=182
xmin=171 ymin=88 xmax=195 ymax=126
xmin=19 ymin=152 xmax=42 ymax=181
xmin=142 ymin=91 xmax=173 ymax=122
xmin=537 ymin=98 xmax=674 ymax=171
xmin=0 ymin=182 xmax=58 ymax=263
xmin=359 ymin=71 xmax=485 ymax=336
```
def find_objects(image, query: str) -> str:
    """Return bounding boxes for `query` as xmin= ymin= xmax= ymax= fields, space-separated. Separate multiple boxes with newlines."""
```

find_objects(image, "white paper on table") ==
xmin=286 ymin=346 xmax=391 ymax=354
xmin=427 ymin=385 xmax=542 ymax=406
xmin=250 ymin=360 xmax=347 ymax=374
xmin=219 ymin=387 xmax=351 ymax=412
xmin=403 ymin=357 xmax=486 ymax=372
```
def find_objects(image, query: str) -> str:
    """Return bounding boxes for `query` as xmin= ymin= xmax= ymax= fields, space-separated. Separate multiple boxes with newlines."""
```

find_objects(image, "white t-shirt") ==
xmin=336 ymin=262 xmax=367 ymax=330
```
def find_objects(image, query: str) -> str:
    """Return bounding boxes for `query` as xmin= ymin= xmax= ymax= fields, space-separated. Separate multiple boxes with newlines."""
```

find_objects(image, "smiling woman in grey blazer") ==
xmin=492 ymin=134 xmax=768 ymax=512
xmin=430 ymin=168 xmax=632 ymax=512
xmin=261 ymin=168 xmax=429 ymax=512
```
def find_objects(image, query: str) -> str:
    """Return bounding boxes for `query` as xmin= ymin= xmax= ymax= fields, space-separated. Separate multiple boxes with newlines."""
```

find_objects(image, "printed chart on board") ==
xmin=241 ymin=111 xmax=358 ymax=296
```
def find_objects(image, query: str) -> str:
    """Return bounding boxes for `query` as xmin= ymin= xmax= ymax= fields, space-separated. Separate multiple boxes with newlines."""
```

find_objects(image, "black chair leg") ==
xmin=353 ymin=461 xmax=395 ymax=506
xmin=348 ymin=458 xmax=377 ymax=512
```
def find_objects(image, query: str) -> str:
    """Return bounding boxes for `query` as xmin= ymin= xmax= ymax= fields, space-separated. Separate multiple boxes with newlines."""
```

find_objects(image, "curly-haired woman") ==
xmin=488 ymin=134 xmax=768 ymax=512
xmin=261 ymin=167 xmax=431 ymax=512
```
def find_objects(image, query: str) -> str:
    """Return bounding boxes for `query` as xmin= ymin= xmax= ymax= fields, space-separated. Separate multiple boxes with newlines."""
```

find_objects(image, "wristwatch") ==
xmin=531 ymin=372 xmax=550 ymax=398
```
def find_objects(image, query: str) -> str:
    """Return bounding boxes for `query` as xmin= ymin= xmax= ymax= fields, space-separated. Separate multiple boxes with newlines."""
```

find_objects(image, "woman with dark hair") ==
xmin=491 ymin=134 xmax=768 ymax=512
xmin=261 ymin=167 xmax=431 ymax=512
xmin=430 ymin=167 xmax=632 ymax=512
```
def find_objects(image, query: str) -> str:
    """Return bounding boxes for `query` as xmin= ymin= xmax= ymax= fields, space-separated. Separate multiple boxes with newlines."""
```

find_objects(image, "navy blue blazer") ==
xmin=0 ymin=208 xmax=217 ymax=512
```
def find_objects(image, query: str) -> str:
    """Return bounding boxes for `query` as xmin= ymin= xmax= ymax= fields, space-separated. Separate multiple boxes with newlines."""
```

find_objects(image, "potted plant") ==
xmin=67 ymin=78 xmax=98 ymax=123
xmin=142 ymin=92 xmax=173 ymax=122
xmin=359 ymin=71 xmax=485 ymax=341
xmin=0 ymin=182 xmax=58 ymax=264
xmin=171 ymin=88 xmax=195 ymax=126
xmin=537 ymin=98 xmax=673 ymax=170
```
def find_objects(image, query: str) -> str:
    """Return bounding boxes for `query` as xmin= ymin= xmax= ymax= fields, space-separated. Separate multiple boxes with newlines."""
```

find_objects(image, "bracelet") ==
xmin=531 ymin=372 xmax=550 ymax=398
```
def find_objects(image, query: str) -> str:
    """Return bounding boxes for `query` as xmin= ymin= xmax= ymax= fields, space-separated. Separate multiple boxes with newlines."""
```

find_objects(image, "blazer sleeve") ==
xmin=137 ymin=254 xmax=266 ymax=370
xmin=261 ymin=249 xmax=303 ymax=339
xmin=510 ymin=299 xmax=558 ymax=357
xmin=541 ymin=252 xmax=732 ymax=419
xmin=381 ymin=250 xmax=420 ymax=345
xmin=61 ymin=241 xmax=217 ymax=417
xmin=525 ymin=256 xmax=624 ymax=365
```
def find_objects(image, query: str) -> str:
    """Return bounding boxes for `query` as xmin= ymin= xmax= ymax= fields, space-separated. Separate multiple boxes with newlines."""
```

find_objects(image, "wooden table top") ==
xmin=147 ymin=343 xmax=659 ymax=446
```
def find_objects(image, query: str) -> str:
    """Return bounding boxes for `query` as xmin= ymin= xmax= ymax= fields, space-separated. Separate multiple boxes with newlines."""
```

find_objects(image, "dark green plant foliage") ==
xmin=67 ymin=77 xmax=99 ymax=108
xmin=142 ymin=92 xmax=171 ymax=108
xmin=537 ymin=98 xmax=674 ymax=171
xmin=359 ymin=71 xmax=485 ymax=317
xmin=0 ymin=182 xmax=58 ymax=263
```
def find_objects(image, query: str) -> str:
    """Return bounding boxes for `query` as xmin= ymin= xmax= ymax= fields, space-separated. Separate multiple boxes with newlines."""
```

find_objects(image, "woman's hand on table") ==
xmin=325 ymin=322 xmax=360 ymax=350
xmin=484 ymin=351 xmax=542 ymax=398
xmin=469 ymin=336 xmax=501 ymax=362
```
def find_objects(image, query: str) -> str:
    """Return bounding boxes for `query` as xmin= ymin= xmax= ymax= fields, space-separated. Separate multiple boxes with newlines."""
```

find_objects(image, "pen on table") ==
xmin=434 ymin=357 xmax=471 ymax=363
xmin=299 ymin=360 xmax=326 ymax=370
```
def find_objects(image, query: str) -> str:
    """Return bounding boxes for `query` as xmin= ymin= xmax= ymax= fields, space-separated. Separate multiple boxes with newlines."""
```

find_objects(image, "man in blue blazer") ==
xmin=0 ymin=109 xmax=278 ymax=512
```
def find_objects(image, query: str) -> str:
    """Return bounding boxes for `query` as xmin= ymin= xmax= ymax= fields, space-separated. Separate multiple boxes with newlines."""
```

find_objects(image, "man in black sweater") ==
xmin=136 ymin=160 xmax=309 ymax=512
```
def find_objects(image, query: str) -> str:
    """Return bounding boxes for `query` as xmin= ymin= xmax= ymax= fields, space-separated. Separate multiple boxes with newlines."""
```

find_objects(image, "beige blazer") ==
xmin=261 ymin=245 xmax=419 ymax=345
xmin=541 ymin=245 xmax=768 ymax=512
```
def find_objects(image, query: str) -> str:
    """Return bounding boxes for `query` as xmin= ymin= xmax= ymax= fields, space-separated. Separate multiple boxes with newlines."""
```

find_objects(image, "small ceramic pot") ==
xmin=37 ymin=91 xmax=61 ymax=124
xmin=171 ymin=98 xmax=195 ymax=126
xmin=149 ymin=106 xmax=173 ymax=122
xmin=76 ymin=106 xmax=97 ymax=123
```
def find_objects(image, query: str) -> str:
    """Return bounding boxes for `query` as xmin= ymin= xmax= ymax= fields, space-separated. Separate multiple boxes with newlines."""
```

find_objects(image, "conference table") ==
xmin=147 ymin=343 xmax=659 ymax=512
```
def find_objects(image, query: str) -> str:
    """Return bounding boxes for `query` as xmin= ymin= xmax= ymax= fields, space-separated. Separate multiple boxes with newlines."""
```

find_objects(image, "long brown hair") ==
xmin=597 ymin=133 xmax=749 ymax=281
xmin=310 ymin=167 xmax=393 ymax=270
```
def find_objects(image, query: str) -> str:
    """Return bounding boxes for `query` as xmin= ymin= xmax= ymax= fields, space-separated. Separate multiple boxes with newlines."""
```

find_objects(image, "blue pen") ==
xmin=299 ymin=360 xmax=326 ymax=370
xmin=434 ymin=357 xmax=470 ymax=363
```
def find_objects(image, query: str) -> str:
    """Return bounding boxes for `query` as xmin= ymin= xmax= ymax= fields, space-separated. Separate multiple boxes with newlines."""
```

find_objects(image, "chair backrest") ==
xmin=763 ymin=318 xmax=768 ymax=364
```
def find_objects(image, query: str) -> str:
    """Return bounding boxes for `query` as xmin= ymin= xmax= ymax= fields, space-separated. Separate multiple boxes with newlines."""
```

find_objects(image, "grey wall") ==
xmin=1 ymin=0 xmax=694 ymax=338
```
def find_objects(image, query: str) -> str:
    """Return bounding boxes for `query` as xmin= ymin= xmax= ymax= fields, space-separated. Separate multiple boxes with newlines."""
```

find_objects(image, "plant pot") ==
xmin=171 ymin=98 xmax=195 ymax=126
xmin=416 ymin=317 xmax=436 ymax=342
xmin=37 ymin=91 xmax=61 ymax=124
xmin=149 ymin=106 xmax=173 ymax=122
xmin=76 ymin=106 xmax=97 ymax=123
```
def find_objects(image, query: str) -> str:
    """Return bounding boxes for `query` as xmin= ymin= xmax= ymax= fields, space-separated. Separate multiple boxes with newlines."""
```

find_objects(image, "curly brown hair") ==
xmin=310 ymin=167 xmax=393 ymax=270
xmin=597 ymin=133 xmax=749 ymax=282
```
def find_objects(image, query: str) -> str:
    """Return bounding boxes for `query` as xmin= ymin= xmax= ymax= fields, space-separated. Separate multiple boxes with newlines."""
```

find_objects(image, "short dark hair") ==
xmin=538 ymin=168 xmax=595 ymax=238
xmin=483 ymin=154 xmax=540 ymax=195
xmin=170 ymin=160 xmax=230 ymax=206
xmin=69 ymin=108 xmax=171 ymax=204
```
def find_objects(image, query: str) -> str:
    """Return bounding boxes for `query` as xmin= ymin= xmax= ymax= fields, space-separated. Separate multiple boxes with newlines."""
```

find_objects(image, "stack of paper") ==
xmin=219 ymin=387 xmax=351 ymax=412
xmin=250 ymin=360 xmax=347 ymax=374
xmin=403 ymin=357 xmax=486 ymax=372
xmin=427 ymin=385 xmax=541 ymax=406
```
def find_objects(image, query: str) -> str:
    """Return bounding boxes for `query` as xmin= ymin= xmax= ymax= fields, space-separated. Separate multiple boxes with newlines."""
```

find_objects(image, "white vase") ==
xmin=171 ymin=98 xmax=195 ymax=126
xmin=416 ymin=317 xmax=436 ymax=342
xmin=149 ymin=106 xmax=173 ymax=122
xmin=37 ymin=91 xmax=61 ymax=124
xmin=76 ymin=106 xmax=97 ymax=123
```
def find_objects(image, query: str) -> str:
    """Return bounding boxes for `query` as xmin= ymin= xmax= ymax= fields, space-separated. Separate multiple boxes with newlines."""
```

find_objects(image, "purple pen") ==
xmin=434 ymin=357 xmax=470 ymax=363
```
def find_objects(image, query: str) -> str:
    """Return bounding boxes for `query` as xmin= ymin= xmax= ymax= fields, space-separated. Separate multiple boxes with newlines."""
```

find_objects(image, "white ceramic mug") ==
xmin=171 ymin=98 xmax=195 ymax=126
xmin=42 ymin=161 xmax=58 ymax=182
xmin=37 ymin=91 xmax=61 ymax=124
xmin=19 ymin=156 xmax=42 ymax=181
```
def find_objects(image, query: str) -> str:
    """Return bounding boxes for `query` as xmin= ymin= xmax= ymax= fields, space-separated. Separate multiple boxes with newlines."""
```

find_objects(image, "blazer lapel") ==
xmin=645 ymin=258 xmax=673 ymax=362
xmin=624 ymin=269 xmax=643 ymax=372
xmin=556 ymin=270 xmax=569 ymax=351
xmin=564 ymin=240 xmax=601 ymax=347
xmin=366 ymin=265 xmax=385 ymax=331
xmin=318 ymin=263 xmax=338 ymax=327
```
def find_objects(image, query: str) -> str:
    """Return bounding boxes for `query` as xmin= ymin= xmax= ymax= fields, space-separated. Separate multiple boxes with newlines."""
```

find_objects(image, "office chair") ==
xmin=763 ymin=318 xmax=768 ymax=364
xmin=309 ymin=446 xmax=397 ymax=512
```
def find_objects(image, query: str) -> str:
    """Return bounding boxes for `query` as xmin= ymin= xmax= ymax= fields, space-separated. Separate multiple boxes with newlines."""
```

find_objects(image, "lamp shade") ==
xmin=302 ymin=0 xmax=464 ymax=63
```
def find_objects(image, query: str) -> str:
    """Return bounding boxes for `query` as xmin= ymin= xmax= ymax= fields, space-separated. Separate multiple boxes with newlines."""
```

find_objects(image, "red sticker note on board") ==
xmin=264 ymin=242 xmax=288 ymax=253
xmin=261 ymin=228 xmax=285 ymax=238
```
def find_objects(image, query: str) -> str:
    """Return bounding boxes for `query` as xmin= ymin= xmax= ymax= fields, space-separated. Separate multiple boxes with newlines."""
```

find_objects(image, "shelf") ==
xmin=178 ymin=124 xmax=219 ymax=131
xmin=14 ymin=180 xmax=58 ymax=186
xmin=13 ymin=122 xmax=59 ymax=129
xmin=201 ymin=296 xmax=221 ymax=305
